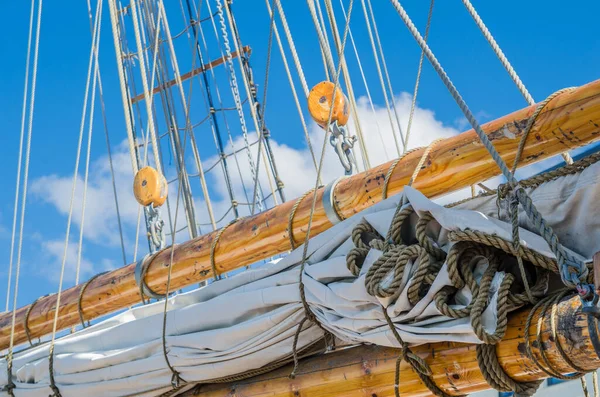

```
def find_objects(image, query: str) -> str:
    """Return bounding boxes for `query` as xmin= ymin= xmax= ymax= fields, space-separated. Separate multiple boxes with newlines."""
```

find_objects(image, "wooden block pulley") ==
xmin=307 ymin=81 xmax=350 ymax=129
xmin=133 ymin=166 xmax=168 ymax=207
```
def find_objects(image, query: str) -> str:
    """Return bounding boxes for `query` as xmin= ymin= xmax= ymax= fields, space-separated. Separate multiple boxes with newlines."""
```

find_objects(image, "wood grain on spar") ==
xmin=189 ymin=296 xmax=600 ymax=397
xmin=2 ymin=80 xmax=600 ymax=350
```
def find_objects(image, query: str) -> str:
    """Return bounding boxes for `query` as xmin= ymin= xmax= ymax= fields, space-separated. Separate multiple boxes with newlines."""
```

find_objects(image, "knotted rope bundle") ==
xmin=344 ymin=195 xmax=587 ymax=397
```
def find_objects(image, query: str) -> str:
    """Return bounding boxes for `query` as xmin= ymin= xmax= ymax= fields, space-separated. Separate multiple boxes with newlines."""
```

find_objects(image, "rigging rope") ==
xmin=220 ymin=1 xmax=284 ymax=208
xmin=4 ymin=1 xmax=42 ymax=394
xmin=388 ymin=0 xmax=586 ymax=289
xmin=273 ymin=1 xmax=309 ymax=97
xmin=157 ymin=0 xmax=217 ymax=232
xmin=339 ymin=0 xmax=389 ymax=161
xmin=461 ymin=0 xmax=573 ymax=165
xmin=130 ymin=0 xmax=163 ymax=174
xmin=267 ymin=0 xmax=319 ymax=173
xmin=323 ymin=0 xmax=370 ymax=171
xmin=47 ymin=0 xmax=103 ymax=393
xmin=216 ymin=0 xmax=267 ymax=212
xmin=180 ymin=0 xmax=241 ymax=227
xmin=366 ymin=0 xmax=406 ymax=152
xmin=405 ymin=0 xmax=434 ymax=150
xmin=291 ymin=0 xmax=355 ymax=378
xmin=4 ymin=0 xmax=36 ymax=315
xmin=359 ymin=0 xmax=403 ymax=156
xmin=107 ymin=0 xmax=139 ymax=176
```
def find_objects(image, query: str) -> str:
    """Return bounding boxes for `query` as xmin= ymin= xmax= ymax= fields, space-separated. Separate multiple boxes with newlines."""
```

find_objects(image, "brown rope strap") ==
xmin=210 ymin=218 xmax=241 ymax=281
xmin=476 ymin=344 xmax=543 ymax=396
xmin=512 ymin=87 xmax=577 ymax=175
xmin=381 ymin=307 xmax=458 ymax=397
xmin=78 ymin=271 xmax=108 ymax=328
xmin=447 ymin=229 xmax=559 ymax=273
xmin=137 ymin=252 xmax=168 ymax=304
xmin=24 ymin=294 xmax=53 ymax=346
xmin=48 ymin=344 xmax=62 ymax=397
xmin=524 ymin=289 xmax=586 ymax=380
xmin=382 ymin=147 xmax=422 ymax=200
xmin=415 ymin=211 xmax=446 ymax=261
xmin=288 ymin=187 xmax=319 ymax=250
xmin=3 ymin=352 xmax=15 ymax=397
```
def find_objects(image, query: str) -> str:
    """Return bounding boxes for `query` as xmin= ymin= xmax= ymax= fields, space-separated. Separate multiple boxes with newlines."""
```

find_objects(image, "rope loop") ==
xmin=210 ymin=218 xmax=242 ymax=280
xmin=78 ymin=271 xmax=108 ymax=328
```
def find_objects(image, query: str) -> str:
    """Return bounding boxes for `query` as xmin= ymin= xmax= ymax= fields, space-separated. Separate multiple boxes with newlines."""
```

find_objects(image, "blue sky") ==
xmin=0 ymin=0 xmax=599 ymax=314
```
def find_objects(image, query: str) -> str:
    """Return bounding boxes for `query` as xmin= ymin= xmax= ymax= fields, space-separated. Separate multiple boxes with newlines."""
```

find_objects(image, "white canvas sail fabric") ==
xmin=1 ymin=160 xmax=598 ymax=397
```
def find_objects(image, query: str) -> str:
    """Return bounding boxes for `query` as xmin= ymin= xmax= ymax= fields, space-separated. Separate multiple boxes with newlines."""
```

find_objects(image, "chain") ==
xmin=329 ymin=122 xmax=358 ymax=175
xmin=216 ymin=0 xmax=264 ymax=212
xmin=146 ymin=205 xmax=165 ymax=253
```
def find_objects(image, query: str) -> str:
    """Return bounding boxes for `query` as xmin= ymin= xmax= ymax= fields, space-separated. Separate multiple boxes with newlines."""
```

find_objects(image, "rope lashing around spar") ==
xmin=343 ymin=186 xmax=589 ymax=396
xmin=210 ymin=217 xmax=243 ymax=281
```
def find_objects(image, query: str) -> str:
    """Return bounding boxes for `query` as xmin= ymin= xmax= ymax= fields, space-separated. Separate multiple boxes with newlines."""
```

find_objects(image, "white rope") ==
xmin=5 ymin=0 xmax=36 ymax=314
xmin=130 ymin=0 xmax=163 ymax=174
xmin=195 ymin=0 xmax=250 ymax=219
xmin=359 ymin=0 xmax=403 ymax=156
xmin=306 ymin=0 xmax=336 ymax=77
xmin=216 ymin=0 xmax=267 ymax=212
xmin=75 ymin=5 xmax=102 ymax=288
xmin=460 ymin=0 xmax=573 ymax=165
xmin=48 ymin=2 xmax=103 ymax=391
xmin=221 ymin=1 xmax=281 ymax=207
xmin=405 ymin=0 xmax=434 ymax=150
xmin=7 ymin=0 xmax=42 ymax=361
xmin=274 ymin=1 xmax=309 ymax=98
xmin=107 ymin=0 xmax=138 ymax=175
xmin=157 ymin=0 xmax=217 ymax=230
xmin=365 ymin=0 xmax=406 ymax=151
xmin=339 ymin=0 xmax=389 ymax=161
xmin=266 ymin=0 xmax=319 ymax=174
xmin=314 ymin=0 xmax=334 ymax=80
xmin=323 ymin=0 xmax=370 ymax=171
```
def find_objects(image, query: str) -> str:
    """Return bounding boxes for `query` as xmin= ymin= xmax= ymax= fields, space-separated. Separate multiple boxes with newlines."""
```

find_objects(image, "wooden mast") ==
xmin=2 ymin=80 xmax=600 ymax=350
xmin=188 ymin=295 xmax=600 ymax=397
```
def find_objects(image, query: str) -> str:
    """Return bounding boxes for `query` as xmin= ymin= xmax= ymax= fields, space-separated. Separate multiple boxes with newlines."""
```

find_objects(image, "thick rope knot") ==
xmin=365 ymin=244 xmax=424 ymax=298
xmin=415 ymin=211 xmax=446 ymax=261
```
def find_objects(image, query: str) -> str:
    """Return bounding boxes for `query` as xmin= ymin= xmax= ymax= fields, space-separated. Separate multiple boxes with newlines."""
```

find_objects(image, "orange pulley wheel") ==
xmin=307 ymin=81 xmax=350 ymax=129
xmin=133 ymin=166 xmax=168 ymax=207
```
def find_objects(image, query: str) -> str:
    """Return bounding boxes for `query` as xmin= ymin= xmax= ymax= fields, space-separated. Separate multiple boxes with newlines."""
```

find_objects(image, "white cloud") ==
xmin=40 ymin=239 xmax=95 ymax=284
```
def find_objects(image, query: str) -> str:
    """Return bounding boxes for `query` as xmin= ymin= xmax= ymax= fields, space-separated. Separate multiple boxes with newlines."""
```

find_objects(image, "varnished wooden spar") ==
xmin=2 ymin=80 xmax=600 ymax=350
xmin=129 ymin=46 xmax=251 ymax=104
xmin=189 ymin=296 xmax=600 ymax=397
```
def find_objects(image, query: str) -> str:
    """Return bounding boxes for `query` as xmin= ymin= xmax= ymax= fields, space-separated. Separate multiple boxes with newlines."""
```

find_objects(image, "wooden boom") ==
xmin=189 ymin=295 xmax=600 ymax=397
xmin=2 ymin=79 xmax=600 ymax=350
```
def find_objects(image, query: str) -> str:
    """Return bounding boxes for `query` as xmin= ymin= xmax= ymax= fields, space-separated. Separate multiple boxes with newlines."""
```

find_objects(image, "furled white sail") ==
xmin=2 ymin=160 xmax=598 ymax=397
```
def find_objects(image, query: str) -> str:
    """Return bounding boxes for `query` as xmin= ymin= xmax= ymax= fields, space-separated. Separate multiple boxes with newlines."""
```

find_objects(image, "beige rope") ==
xmin=78 ymin=271 xmax=108 ymax=328
xmin=288 ymin=188 xmax=318 ymax=250
xmin=210 ymin=219 xmax=240 ymax=280
xmin=382 ymin=138 xmax=442 ymax=201
xmin=512 ymin=87 xmax=577 ymax=175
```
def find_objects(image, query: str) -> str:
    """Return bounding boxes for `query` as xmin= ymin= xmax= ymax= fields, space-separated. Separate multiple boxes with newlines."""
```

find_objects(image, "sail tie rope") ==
xmin=288 ymin=187 xmax=320 ymax=250
xmin=405 ymin=0 xmax=434 ymax=150
xmin=290 ymin=0 xmax=354 ymax=379
xmin=389 ymin=0 xmax=587 ymax=290
xmin=382 ymin=140 xmax=440 ymax=201
xmin=210 ymin=218 xmax=242 ymax=281
xmin=78 ymin=272 xmax=109 ymax=328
